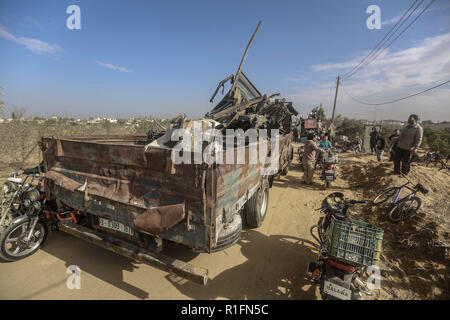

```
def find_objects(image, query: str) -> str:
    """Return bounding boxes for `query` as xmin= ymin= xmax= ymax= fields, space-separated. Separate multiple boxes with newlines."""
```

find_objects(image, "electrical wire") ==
xmin=343 ymin=0 xmax=435 ymax=81
xmin=341 ymin=79 xmax=450 ymax=106
xmin=341 ymin=0 xmax=422 ymax=80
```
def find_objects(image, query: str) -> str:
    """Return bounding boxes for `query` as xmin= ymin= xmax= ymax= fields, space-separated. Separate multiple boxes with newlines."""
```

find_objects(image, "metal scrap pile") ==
xmin=204 ymin=21 xmax=297 ymax=136
xmin=205 ymin=79 xmax=297 ymax=135
xmin=145 ymin=20 xmax=298 ymax=144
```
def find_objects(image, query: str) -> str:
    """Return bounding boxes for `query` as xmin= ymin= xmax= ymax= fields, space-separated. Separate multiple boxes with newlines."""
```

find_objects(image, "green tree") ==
xmin=310 ymin=105 xmax=326 ymax=122
xmin=335 ymin=117 xmax=364 ymax=137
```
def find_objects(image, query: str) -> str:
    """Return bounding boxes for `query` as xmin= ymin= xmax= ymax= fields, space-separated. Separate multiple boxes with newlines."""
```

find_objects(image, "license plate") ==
xmin=325 ymin=175 xmax=334 ymax=181
xmin=98 ymin=218 xmax=134 ymax=236
xmin=323 ymin=280 xmax=352 ymax=300
xmin=325 ymin=170 xmax=334 ymax=175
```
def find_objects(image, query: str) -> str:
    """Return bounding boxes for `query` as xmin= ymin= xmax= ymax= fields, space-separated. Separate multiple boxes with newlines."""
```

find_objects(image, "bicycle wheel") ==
xmin=373 ymin=187 xmax=397 ymax=205
xmin=389 ymin=197 xmax=422 ymax=222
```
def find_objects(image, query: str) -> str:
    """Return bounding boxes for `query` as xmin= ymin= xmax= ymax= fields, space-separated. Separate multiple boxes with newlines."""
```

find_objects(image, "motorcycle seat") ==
xmin=415 ymin=184 xmax=429 ymax=194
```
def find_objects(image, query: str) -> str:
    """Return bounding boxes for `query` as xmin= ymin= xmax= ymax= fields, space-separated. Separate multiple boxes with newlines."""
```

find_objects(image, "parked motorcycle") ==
xmin=320 ymin=150 xmax=338 ymax=189
xmin=307 ymin=193 xmax=384 ymax=300
xmin=0 ymin=172 xmax=50 ymax=261
xmin=342 ymin=139 xmax=365 ymax=153
xmin=1 ymin=173 xmax=40 ymax=230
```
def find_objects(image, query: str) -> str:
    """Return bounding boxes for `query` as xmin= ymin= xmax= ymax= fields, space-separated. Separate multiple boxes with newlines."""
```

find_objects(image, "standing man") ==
xmin=302 ymin=133 xmax=325 ymax=185
xmin=293 ymin=125 xmax=299 ymax=143
xmin=389 ymin=129 xmax=400 ymax=142
xmin=388 ymin=129 xmax=400 ymax=161
xmin=394 ymin=114 xmax=423 ymax=175
xmin=370 ymin=127 xmax=378 ymax=154
xmin=375 ymin=132 xmax=386 ymax=161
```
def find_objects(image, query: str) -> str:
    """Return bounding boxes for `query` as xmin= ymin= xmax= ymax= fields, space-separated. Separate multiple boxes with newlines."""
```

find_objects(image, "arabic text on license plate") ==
xmin=323 ymin=280 xmax=352 ymax=300
xmin=99 ymin=218 xmax=134 ymax=236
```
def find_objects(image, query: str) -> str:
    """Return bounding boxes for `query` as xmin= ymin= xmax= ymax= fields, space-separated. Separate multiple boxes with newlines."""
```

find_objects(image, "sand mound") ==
xmin=340 ymin=159 xmax=450 ymax=299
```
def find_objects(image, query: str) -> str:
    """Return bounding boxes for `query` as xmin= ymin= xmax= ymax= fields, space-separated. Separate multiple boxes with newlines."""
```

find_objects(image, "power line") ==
xmin=344 ymin=0 xmax=435 ymax=80
xmin=341 ymin=0 xmax=422 ymax=80
xmin=341 ymin=79 xmax=450 ymax=106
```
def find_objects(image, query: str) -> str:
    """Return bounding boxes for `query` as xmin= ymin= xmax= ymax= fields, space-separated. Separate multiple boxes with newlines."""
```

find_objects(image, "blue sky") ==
xmin=0 ymin=0 xmax=449 ymax=121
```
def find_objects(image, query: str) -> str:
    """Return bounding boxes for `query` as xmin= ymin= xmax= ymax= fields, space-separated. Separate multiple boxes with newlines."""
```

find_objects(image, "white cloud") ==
xmin=0 ymin=25 xmax=62 ymax=55
xmin=96 ymin=61 xmax=134 ymax=73
xmin=311 ymin=60 xmax=360 ymax=71
xmin=288 ymin=33 xmax=450 ymax=121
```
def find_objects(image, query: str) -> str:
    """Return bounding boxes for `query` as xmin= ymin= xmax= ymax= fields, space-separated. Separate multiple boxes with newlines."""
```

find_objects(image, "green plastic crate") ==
xmin=327 ymin=216 xmax=384 ymax=267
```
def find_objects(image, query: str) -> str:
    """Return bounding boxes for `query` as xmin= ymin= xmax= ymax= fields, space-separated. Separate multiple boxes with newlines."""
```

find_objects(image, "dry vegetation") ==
xmin=0 ymin=118 xmax=169 ymax=171
xmin=340 ymin=159 xmax=450 ymax=299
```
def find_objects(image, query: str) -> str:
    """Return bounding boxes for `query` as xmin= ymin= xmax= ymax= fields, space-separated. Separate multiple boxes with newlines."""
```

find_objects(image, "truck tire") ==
xmin=211 ymin=222 xmax=242 ymax=253
xmin=244 ymin=179 xmax=269 ymax=228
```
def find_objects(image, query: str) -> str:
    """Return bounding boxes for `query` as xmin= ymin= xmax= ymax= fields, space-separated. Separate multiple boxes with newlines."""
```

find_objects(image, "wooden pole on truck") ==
xmin=230 ymin=21 xmax=262 ymax=93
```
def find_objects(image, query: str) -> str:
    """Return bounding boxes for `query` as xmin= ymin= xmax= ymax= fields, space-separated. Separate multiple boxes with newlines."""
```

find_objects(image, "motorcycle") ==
xmin=342 ymin=139 xmax=365 ymax=153
xmin=0 ymin=172 xmax=51 ymax=261
xmin=0 ymin=172 xmax=42 ymax=230
xmin=307 ymin=193 xmax=384 ymax=300
xmin=320 ymin=150 xmax=338 ymax=189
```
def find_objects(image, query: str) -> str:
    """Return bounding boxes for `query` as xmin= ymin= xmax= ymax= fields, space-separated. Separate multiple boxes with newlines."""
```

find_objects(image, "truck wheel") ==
xmin=244 ymin=179 xmax=269 ymax=228
xmin=211 ymin=222 xmax=242 ymax=253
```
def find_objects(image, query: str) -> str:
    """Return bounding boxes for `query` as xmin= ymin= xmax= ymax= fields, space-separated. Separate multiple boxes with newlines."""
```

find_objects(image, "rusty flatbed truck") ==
xmin=40 ymin=21 xmax=295 ymax=285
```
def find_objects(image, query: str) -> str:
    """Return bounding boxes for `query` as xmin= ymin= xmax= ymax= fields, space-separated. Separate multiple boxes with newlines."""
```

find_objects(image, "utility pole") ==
xmin=330 ymin=76 xmax=340 ymax=125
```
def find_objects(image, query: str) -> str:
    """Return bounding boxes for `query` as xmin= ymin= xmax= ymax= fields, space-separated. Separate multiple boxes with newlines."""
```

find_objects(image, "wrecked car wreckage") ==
xmin=37 ymin=21 xmax=297 ymax=285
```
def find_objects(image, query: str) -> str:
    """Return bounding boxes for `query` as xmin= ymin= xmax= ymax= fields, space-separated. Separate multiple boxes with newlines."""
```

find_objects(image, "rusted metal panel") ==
xmin=43 ymin=133 xmax=290 ymax=252
xmin=43 ymin=136 xmax=209 ymax=250
xmin=58 ymin=221 xmax=209 ymax=286
xmin=134 ymin=203 xmax=185 ymax=236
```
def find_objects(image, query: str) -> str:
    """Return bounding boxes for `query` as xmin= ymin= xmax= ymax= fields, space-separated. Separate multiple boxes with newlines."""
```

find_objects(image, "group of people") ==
xmin=300 ymin=132 xmax=333 ymax=185
xmin=292 ymin=119 xmax=333 ymax=144
xmin=298 ymin=114 xmax=423 ymax=186
xmin=369 ymin=127 xmax=386 ymax=162
xmin=369 ymin=114 xmax=423 ymax=175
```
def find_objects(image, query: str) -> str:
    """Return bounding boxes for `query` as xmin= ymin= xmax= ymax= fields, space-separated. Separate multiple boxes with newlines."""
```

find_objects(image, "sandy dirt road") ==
xmin=0 ymin=148 xmax=365 ymax=300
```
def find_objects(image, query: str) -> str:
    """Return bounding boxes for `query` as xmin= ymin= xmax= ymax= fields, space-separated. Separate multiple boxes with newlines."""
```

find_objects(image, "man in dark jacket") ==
xmin=388 ymin=129 xmax=400 ymax=161
xmin=375 ymin=132 xmax=386 ymax=161
xmin=370 ymin=127 xmax=378 ymax=154
xmin=394 ymin=114 xmax=423 ymax=175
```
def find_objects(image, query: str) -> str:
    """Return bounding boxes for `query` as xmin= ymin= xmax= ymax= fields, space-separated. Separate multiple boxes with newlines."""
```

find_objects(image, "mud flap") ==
xmin=134 ymin=203 xmax=185 ymax=235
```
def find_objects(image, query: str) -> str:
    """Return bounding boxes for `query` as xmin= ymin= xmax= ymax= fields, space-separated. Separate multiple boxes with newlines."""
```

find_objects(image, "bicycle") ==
xmin=424 ymin=152 xmax=449 ymax=170
xmin=372 ymin=173 xmax=429 ymax=222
